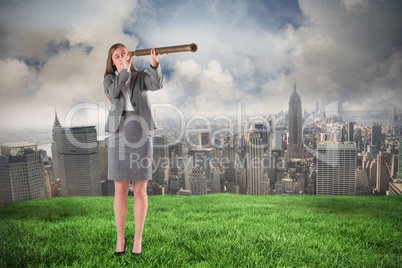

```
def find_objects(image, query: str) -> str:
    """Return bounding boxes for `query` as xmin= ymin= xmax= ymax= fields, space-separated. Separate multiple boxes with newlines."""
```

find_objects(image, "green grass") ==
xmin=0 ymin=194 xmax=401 ymax=267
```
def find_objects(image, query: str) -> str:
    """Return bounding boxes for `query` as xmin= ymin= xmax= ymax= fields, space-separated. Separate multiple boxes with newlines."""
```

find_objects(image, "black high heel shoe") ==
xmin=114 ymin=237 xmax=126 ymax=257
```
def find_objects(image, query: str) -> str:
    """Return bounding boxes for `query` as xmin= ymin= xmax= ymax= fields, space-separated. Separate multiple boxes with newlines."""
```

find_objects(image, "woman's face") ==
xmin=112 ymin=46 xmax=129 ymax=73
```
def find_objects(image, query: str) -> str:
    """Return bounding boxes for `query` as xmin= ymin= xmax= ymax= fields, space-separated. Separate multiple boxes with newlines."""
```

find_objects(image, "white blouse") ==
xmin=115 ymin=69 xmax=135 ymax=111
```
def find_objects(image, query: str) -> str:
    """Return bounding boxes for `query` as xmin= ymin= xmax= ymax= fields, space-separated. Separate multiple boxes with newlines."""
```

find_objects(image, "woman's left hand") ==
xmin=150 ymin=48 xmax=163 ymax=68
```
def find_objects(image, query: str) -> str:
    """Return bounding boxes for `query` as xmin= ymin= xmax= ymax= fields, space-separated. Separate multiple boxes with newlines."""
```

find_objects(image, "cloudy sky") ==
xmin=0 ymin=0 xmax=401 ymax=130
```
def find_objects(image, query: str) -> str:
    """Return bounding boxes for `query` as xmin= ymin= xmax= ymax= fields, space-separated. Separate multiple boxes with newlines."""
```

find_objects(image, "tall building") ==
xmin=190 ymin=165 xmax=207 ymax=195
xmin=153 ymin=135 xmax=169 ymax=185
xmin=176 ymin=155 xmax=193 ymax=190
xmin=272 ymin=127 xmax=282 ymax=150
xmin=399 ymin=142 xmax=402 ymax=182
xmin=51 ymin=111 xmax=62 ymax=178
xmin=317 ymin=143 xmax=357 ymax=196
xmin=224 ymin=138 xmax=236 ymax=182
xmin=211 ymin=167 xmax=224 ymax=193
xmin=188 ymin=148 xmax=215 ymax=179
xmin=288 ymin=83 xmax=303 ymax=158
xmin=198 ymin=132 xmax=210 ymax=148
xmin=53 ymin=126 xmax=101 ymax=196
xmin=0 ymin=143 xmax=47 ymax=204
xmin=376 ymin=151 xmax=392 ymax=195
xmin=246 ymin=125 xmax=269 ymax=195
xmin=347 ymin=122 xmax=354 ymax=142
xmin=369 ymin=160 xmax=377 ymax=188
xmin=254 ymin=123 xmax=269 ymax=150
xmin=371 ymin=123 xmax=382 ymax=151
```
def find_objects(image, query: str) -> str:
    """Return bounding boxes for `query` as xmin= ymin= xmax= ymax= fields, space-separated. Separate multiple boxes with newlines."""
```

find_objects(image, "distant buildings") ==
xmin=317 ymin=143 xmax=357 ymax=196
xmin=0 ymin=143 xmax=47 ymax=204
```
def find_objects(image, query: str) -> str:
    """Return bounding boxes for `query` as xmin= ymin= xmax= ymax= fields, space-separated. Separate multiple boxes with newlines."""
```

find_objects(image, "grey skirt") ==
xmin=107 ymin=111 xmax=153 ymax=181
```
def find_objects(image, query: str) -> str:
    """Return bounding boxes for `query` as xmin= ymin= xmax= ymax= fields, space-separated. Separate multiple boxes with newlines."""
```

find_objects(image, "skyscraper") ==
xmin=288 ymin=83 xmax=303 ymax=158
xmin=0 ymin=143 xmax=47 ymax=204
xmin=176 ymin=155 xmax=193 ymax=190
xmin=246 ymin=125 xmax=269 ymax=195
xmin=153 ymin=135 xmax=169 ymax=185
xmin=347 ymin=122 xmax=354 ymax=142
xmin=371 ymin=123 xmax=382 ymax=151
xmin=190 ymin=165 xmax=207 ymax=195
xmin=399 ymin=142 xmax=402 ymax=182
xmin=51 ymin=111 xmax=62 ymax=178
xmin=317 ymin=143 xmax=357 ymax=196
xmin=188 ymin=148 xmax=215 ymax=179
xmin=254 ymin=123 xmax=269 ymax=150
xmin=53 ymin=126 xmax=101 ymax=196
xmin=376 ymin=151 xmax=392 ymax=195
xmin=198 ymin=132 xmax=210 ymax=148
xmin=272 ymin=127 xmax=282 ymax=150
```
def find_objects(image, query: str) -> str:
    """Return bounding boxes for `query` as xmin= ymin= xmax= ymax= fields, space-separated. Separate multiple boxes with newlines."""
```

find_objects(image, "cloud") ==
xmin=0 ymin=0 xmax=140 ymax=129
xmin=340 ymin=0 xmax=372 ymax=15
xmin=0 ymin=0 xmax=401 ymax=130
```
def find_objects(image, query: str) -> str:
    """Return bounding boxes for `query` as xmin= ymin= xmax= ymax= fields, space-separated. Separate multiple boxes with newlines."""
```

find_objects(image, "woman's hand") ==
xmin=150 ymin=48 xmax=163 ymax=69
xmin=123 ymin=51 xmax=132 ymax=71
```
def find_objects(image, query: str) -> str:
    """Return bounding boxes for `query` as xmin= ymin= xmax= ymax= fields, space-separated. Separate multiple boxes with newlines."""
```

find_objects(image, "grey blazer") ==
xmin=104 ymin=65 xmax=163 ymax=132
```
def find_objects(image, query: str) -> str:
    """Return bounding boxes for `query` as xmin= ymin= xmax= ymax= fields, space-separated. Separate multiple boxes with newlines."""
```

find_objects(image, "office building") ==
xmin=376 ymin=151 xmax=392 ymax=195
xmin=371 ymin=123 xmax=382 ymax=151
xmin=190 ymin=165 xmax=207 ymax=195
xmin=53 ymin=126 xmax=101 ymax=196
xmin=0 ymin=143 xmax=47 ymax=204
xmin=246 ymin=125 xmax=269 ymax=195
xmin=288 ymin=83 xmax=303 ymax=158
xmin=188 ymin=148 xmax=215 ymax=179
xmin=317 ymin=143 xmax=357 ymax=196
xmin=347 ymin=122 xmax=354 ymax=142
xmin=272 ymin=127 xmax=282 ymax=150
xmin=254 ymin=123 xmax=269 ymax=150
xmin=153 ymin=135 xmax=169 ymax=185
xmin=176 ymin=155 xmax=193 ymax=190
xmin=211 ymin=167 xmax=224 ymax=193
xmin=199 ymin=132 xmax=210 ymax=148
xmin=51 ymin=111 xmax=62 ymax=178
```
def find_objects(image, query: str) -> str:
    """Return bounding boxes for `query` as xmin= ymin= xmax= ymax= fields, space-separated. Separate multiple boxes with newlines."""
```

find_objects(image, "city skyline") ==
xmin=0 ymin=0 xmax=401 ymax=129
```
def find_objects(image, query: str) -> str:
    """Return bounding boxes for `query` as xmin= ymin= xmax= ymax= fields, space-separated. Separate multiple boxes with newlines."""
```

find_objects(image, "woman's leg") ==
xmin=114 ymin=180 xmax=129 ymax=252
xmin=132 ymin=180 xmax=148 ymax=253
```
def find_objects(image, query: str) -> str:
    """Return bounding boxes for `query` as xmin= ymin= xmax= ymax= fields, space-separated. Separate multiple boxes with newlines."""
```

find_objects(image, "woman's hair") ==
xmin=104 ymin=43 xmax=137 ymax=77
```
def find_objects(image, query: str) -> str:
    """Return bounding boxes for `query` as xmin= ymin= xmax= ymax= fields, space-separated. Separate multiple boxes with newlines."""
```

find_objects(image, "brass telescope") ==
xmin=130 ymin=43 xmax=198 ymax=56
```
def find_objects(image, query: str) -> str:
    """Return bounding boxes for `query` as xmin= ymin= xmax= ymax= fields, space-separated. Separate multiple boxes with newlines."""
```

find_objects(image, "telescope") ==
xmin=130 ymin=43 xmax=198 ymax=56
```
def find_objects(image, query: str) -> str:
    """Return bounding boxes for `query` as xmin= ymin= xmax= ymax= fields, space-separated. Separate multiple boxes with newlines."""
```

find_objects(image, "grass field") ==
xmin=0 ymin=194 xmax=401 ymax=267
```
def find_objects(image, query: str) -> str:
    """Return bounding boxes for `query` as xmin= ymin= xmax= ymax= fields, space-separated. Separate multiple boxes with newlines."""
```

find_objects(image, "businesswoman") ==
xmin=104 ymin=43 xmax=163 ymax=256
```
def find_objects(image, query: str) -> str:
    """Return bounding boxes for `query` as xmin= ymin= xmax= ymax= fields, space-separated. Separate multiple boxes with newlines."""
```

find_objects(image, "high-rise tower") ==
xmin=0 ymin=143 xmax=47 ymax=204
xmin=246 ymin=125 xmax=269 ymax=195
xmin=288 ymin=83 xmax=303 ymax=158
xmin=51 ymin=110 xmax=62 ymax=178
xmin=371 ymin=123 xmax=382 ymax=151
xmin=53 ymin=126 xmax=101 ymax=196
xmin=376 ymin=151 xmax=392 ymax=195
xmin=317 ymin=143 xmax=357 ymax=196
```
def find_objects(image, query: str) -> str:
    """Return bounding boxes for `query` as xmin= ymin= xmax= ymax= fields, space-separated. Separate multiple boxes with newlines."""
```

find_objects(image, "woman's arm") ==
xmin=104 ymin=70 xmax=130 ymax=99
xmin=143 ymin=65 xmax=163 ymax=91
xmin=143 ymin=48 xmax=163 ymax=91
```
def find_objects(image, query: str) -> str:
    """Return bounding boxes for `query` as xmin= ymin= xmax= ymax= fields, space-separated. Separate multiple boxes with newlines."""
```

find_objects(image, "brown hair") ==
xmin=104 ymin=43 xmax=137 ymax=77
